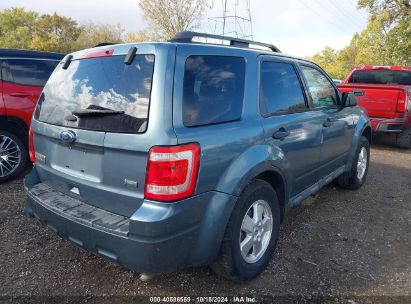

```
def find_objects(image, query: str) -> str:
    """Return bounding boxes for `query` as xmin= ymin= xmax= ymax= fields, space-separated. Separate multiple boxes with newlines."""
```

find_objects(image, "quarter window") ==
xmin=260 ymin=61 xmax=306 ymax=114
xmin=300 ymin=65 xmax=338 ymax=108
xmin=183 ymin=55 xmax=245 ymax=127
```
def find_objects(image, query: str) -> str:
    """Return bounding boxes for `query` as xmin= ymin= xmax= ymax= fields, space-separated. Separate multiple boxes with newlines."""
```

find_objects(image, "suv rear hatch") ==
xmin=31 ymin=44 xmax=177 ymax=217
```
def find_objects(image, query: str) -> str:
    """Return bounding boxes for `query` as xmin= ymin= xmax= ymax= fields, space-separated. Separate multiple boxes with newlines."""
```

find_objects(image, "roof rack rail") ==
xmin=169 ymin=31 xmax=281 ymax=53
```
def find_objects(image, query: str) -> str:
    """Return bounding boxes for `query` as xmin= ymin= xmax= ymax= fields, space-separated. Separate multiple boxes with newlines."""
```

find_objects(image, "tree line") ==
xmin=0 ymin=8 xmax=125 ymax=53
xmin=0 ymin=0 xmax=208 ymax=53
xmin=0 ymin=0 xmax=409 ymax=80
xmin=310 ymin=0 xmax=410 ymax=80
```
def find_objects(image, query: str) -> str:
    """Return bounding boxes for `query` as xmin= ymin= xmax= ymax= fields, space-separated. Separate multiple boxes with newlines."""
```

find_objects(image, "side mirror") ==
xmin=342 ymin=92 xmax=358 ymax=107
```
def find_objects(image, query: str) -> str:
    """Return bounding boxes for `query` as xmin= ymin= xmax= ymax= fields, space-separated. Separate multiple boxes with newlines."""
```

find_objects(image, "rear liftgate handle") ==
xmin=272 ymin=128 xmax=290 ymax=140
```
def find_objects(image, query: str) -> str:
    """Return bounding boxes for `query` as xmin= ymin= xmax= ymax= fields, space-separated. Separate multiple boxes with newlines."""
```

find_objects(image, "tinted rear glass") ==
xmin=349 ymin=69 xmax=411 ymax=85
xmin=5 ymin=59 xmax=59 ymax=86
xmin=38 ymin=54 xmax=155 ymax=133
xmin=183 ymin=55 xmax=245 ymax=127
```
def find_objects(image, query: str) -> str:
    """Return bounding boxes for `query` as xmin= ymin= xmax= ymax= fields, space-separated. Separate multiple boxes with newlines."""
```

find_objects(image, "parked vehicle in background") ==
xmin=332 ymin=79 xmax=343 ymax=84
xmin=0 ymin=49 xmax=64 ymax=182
xmin=24 ymin=32 xmax=371 ymax=281
xmin=337 ymin=66 xmax=411 ymax=148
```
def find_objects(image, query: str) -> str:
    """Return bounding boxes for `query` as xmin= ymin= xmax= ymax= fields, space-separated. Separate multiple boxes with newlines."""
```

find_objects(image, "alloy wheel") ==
xmin=356 ymin=147 xmax=367 ymax=180
xmin=239 ymin=199 xmax=273 ymax=264
xmin=0 ymin=135 xmax=21 ymax=178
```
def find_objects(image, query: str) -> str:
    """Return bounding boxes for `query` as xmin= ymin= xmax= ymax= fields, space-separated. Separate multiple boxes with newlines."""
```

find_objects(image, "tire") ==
xmin=211 ymin=179 xmax=280 ymax=281
xmin=0 ymin=130 xmax=29 ymax=183
xmin=337 ymin=136 xmax=370 ymax=190
xmin=397 ymin=127 xmax=411 ymax=149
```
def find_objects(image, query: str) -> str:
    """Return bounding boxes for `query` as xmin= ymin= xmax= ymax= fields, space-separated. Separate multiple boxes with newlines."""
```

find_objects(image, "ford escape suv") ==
xmin=24 ymin=31 xmax=371 ymax=281
xmin=0 ymin=49 xmax=64 ymax=182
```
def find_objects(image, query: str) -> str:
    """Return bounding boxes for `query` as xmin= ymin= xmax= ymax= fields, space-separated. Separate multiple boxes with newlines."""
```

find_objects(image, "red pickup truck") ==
xmin=337 ymin=66 xmax=411 ymax=148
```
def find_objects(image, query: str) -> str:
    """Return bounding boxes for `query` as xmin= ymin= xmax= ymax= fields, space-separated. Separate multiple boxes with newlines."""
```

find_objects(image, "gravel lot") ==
xmin=0 ymin=145 xmax=410 ymax=301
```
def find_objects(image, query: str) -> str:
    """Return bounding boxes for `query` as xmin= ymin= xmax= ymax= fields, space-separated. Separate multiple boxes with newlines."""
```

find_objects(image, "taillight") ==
xmin=33 ymin=93 xmax=44 ymax=120
xmin=144 ymin=143 xmax=200 ymax=202
xmin=28 ymin=127 xmax=36 ymax=163
xmin=397 ymin=90 xmax=407 ymax=113
xmin=81 ymin=48 xmax=114 ymax=59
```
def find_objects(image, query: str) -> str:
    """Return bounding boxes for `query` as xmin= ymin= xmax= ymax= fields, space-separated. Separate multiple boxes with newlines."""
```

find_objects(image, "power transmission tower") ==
xmin=209 ymin=0 xmax=253 ymax=39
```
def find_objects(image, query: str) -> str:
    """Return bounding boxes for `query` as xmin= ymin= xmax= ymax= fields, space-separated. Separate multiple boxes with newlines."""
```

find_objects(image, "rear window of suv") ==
xmin=348 ymin=69 xmax=411 ymax=85
xmin=183 ymin=55 xmax=245 ymax=127
xmin=38 ymin=54 xmax=155 ymax=133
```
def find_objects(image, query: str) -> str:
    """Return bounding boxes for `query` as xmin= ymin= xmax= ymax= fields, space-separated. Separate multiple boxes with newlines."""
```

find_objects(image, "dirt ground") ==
xmin=0 ymin=145 xmax=410 ymax=302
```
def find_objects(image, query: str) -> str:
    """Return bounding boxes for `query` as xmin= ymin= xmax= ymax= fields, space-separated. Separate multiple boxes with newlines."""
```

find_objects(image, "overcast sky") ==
xmin=0 ymin=0 xmax=369 ymax=57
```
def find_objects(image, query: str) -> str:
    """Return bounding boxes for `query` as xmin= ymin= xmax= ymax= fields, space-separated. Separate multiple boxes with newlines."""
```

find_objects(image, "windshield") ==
xmin=348 ymin=69 xmax=411 ymax=85
xmin=38 ymin=54 xmax=155 ymax=133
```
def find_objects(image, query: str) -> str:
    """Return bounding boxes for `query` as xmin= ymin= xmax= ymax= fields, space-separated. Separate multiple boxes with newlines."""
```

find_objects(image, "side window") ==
xmin=183 ymin=55 xmax=245 ymax=127
xmin=5 ymin=59 xmax=59 ymax=87
xmin=300 ymin=65 xmax=338 ymax=108
xmin=260 ymin=61 xmax=306 ymax=114
xmin=1 ymin=61 xmax=11 ymax=82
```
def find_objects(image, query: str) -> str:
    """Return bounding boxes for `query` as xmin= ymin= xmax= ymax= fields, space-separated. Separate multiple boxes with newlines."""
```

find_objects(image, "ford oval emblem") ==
xmin=60 ymin=130 xmax=76 ymax=144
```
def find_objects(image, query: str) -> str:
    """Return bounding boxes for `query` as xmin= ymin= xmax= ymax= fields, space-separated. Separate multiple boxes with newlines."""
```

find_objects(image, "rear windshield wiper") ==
xmin=71 ymin=109 xmax=125 ymax=116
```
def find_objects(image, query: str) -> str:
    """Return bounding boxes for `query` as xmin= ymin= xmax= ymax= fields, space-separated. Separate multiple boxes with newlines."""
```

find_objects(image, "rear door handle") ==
xmin=9 ymin=92 xmax=33 ymax=97
xmin=323 ymin=119 xmax=332 ymax=128
xmin=272 ymin=128 xmax=290 ymax=140
xmin=352 ymin=90 xmax=365 ymax=96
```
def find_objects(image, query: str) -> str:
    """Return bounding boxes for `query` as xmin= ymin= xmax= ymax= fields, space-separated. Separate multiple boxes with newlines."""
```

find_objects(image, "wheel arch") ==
xmin=361 ymin=125 xmax=372 ymax=145
xmin=0 ymin=116 xmax=29 ymax=148
xmin=345 ymin=114 xmax=371 ymax=170
xmin=214 ymin=144 xmax=290 ymax=223
xmin=254 ymin=170 xmax=287 ymax=222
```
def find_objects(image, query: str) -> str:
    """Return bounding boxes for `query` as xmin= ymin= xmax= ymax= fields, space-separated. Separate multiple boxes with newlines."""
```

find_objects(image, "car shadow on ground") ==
xmin=372 ymin=133 xmax=411 ymax=151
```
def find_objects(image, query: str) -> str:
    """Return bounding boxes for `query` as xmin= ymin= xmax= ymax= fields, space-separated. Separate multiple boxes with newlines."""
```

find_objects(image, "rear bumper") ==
xmin=370 ymin=117 xmax=410 ymax=133
xmin=24 ymin=167 xmax=236 ymax=273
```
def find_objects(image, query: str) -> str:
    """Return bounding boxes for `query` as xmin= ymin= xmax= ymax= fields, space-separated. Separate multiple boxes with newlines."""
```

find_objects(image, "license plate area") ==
xmin=49 ymin=143 xmax=103 ymax=182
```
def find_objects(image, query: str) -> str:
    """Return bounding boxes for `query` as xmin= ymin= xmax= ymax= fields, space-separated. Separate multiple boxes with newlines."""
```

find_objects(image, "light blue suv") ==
xmin=24 ymin=32 xmax=371 ymax=281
